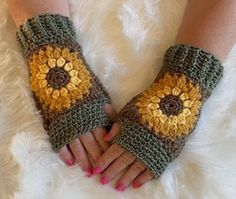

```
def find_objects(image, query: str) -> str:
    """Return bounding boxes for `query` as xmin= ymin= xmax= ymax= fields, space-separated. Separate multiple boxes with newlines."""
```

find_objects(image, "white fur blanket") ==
xmin=0 ymin=0 xmax=236 ymax=198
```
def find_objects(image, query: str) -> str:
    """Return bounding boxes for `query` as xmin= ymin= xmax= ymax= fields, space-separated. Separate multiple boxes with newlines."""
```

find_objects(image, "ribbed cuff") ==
xmin=113 ymin=117 xmax=174 ymax=178
xmin=162 ymin=44 xmax=224 ymax=98
xmin=48 ymin=97 xmax=111 ymax=152
xmin=16 ymin=14 xmax=77 ymax=58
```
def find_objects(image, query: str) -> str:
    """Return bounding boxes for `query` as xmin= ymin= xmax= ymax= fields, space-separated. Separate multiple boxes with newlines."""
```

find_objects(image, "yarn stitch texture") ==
xmin=16 ymin=14 xmax=111 ymax=151
xmin=114 ymin=44 xmax=224 ymax=178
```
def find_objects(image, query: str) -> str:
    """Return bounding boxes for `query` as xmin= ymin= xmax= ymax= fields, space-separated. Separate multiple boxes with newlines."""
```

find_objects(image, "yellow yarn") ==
xmin=30 ymin=45 xmax=92 ymax=111
xmin=136 ymin=73 xmax=202 ymax=140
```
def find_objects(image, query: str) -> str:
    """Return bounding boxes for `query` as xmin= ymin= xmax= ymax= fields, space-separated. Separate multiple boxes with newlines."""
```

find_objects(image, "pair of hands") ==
xmin=58 ymin=104 xmax=154 ymax=191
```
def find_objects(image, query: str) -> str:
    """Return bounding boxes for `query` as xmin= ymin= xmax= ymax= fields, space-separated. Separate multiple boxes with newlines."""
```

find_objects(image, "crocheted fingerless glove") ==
xmin=16 ymin=14 xmax=111 ymax=152
xmin=113 ymin=44 xmax=223 ymax=178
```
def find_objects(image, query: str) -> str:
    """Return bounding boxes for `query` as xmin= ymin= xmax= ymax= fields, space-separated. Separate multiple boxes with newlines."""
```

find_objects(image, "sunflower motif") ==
xmin=135 ymin=73 xmax=202 ymax=140
xmin=30 ymin=45 xmax=92 ymax=111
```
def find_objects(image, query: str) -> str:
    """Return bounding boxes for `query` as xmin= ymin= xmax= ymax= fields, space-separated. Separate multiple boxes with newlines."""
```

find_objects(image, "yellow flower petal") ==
xmin=54 ymin=47 xmax=61 ymax=59
xmin=46 ymin=87 xmax=53 ymax=95
xmin=64 ymin=63 xmax=73 ymax=71
xmin=66 ymin=83 xmax=77 ymax=91
xmin=160 ymin=114 xmax=168 ymax=123
xmin=150 ymin=96 xmax=161 ymax=103
xmin=70 ymin=77 xmax=81 ymax=85
xmin=172 ymin=87 xmax=181 ymax=96
xmin=38 ymin=64 xmax=49 ymax=73
xmin=39 ymin=80 xmax=47 ymax=88
xmin=164 ymin=86 xmax=172 ymax=95
xmin=62 ymin=48 xmax=70 ymax=59
xmin=57 ymin=57 xmax=66 ymax=67
xmin=60 ymin=87 xmax=68 ymax=97
xmin=48 ymin=59 xmax=57 ymax=68
xmin=180 ymin=93 xmax=189 ymax=101
xmin=147 ymin=103 xmax=159 ymax=110
xmin=182 ymin=108 xmax=191 ymax=116
xmin=69 ymin=70 xmax=78 ymax=77
xmin=45 ymin=46 xmax=54 ymax=58
xmin=52 ymin=90 xmax=60 ymax=99
xmin=36 ymin=73 xmax=46 ymax=80
xmin=156 ymin=90 xmax=165 ymax=98
xmin=183 ymin=100 xmax=193 ymax=108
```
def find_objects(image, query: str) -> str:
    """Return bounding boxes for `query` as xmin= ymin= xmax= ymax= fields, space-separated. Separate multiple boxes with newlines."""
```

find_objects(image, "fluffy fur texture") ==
xmin=0 ymin=0 xmax=236 ymax=198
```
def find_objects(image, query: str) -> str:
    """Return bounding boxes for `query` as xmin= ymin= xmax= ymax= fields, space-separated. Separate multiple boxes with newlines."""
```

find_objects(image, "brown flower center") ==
xmin=159 ymin=95 xmax=183 ymax=116
xmin=46 ymin=67 xmax=70 ymax=89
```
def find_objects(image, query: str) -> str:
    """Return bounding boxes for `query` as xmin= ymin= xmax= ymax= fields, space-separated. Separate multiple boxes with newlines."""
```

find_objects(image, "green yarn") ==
xmin=49 ymin=97 xmax=110 ymax=152
xmin=17 ymin=14 xmax=77 ymax=58
xmin=163 ymin=44 xmax=224 ymax=98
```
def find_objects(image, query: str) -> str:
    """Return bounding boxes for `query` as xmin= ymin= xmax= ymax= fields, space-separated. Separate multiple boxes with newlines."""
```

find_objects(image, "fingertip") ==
xmin=85 ymin=167 xmax=93 ymax=177
xmin=115 ymin=183 xmax=126 ymax=192
xmin=65 ymin=159 xmax=75 ymax=167
xmin=59 ymin=146 xmax=75 ymax=167
xmin=132 ymin=181 xmax=143 ymax=189
xmin=100 ymin=176 xmax=110 ymax=185
xmin=93 ymin=167 xmax=102 ymax=175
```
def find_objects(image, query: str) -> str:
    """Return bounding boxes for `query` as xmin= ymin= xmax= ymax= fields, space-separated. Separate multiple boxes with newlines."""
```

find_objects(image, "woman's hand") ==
xmin=59 ymin=104 xmax=117 ymax=176
xmin=93 ymin=123 xmax=154 ymax=191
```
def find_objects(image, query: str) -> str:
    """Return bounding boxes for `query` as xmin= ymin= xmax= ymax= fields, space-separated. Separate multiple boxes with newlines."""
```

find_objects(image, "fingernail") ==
xmin=66 ymin=159 xmax=74 ymax=166
xmin=132 ymin=181 xmax=142 ymax=189
xmin=100 ymin=176 xmax=110 ymax=185
xmin=93 ymin=167 xmax=102 ymax=175
xmin=115 ymin=183 xmax=125 ymax=192
xmin=86 ymin=168 xmax=93 ymax=177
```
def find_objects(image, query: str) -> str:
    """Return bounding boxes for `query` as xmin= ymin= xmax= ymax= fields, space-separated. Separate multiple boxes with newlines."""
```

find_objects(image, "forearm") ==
xmin=7 ymin=0 xmax=70 ymax=27
xmin=175 ymin=0 xmax=236 ymax=61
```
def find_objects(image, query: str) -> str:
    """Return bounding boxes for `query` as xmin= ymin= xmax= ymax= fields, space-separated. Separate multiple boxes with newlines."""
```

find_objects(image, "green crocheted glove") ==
xmin=16 ymin=14 xmax=111 ymax=152
xmin=113 ymin=44 xmax=223 ymax=178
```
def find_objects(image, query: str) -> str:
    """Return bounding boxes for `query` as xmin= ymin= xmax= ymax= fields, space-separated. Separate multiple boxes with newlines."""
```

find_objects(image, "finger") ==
xmin=132 ymin=169 xmax=154 ymax=189
xmin=80 ymin=132 xmax=102 ymax=164
xmin=103 ymin=103 xmax=117 ymax=121
xmin=93 ymin=127 xmax=109 ymax=151
xmin=100 ymin=151 xmax=136 ymax=185
xmin=59 ymin=145 xmax=75 ymax=166
xmin=115 ymin=160 xmax=146 ymax=191
xmin=93 ymin=144 xmax=125 ymax=175
xmin=103 ymin=122 xmax=121 ymax=142
xmin=69 ymin=138 xmax=92 ymax=176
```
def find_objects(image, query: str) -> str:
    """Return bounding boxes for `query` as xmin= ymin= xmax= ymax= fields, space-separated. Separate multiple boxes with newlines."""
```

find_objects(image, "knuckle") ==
xmin=109 ymin=144 xmax=124 ymax=156
xmin=119 ymin=153 xmax=134 ymax=166
xmin=132 ymin=162 xmax=145 ymax=172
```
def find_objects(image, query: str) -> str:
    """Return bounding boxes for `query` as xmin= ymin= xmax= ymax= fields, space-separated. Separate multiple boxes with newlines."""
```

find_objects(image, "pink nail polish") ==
xmin=66 ymin=159 xmax=74 ymax=166
xmin=115 ymin=183 xmax=125 ymax=192
xmin=93 ymin=167 xmax=102 ymax=175
xmin=86 ymin=168 xmax=93 ymax=177
xmin=100 ymin=176 xmax=109 ymax=185
xmin=132 ymin=181 xmax=142 ymax=189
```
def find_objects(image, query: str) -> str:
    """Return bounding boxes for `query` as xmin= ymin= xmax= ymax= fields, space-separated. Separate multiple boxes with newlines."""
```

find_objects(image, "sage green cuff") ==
xmin=17 ymin=14 xmax=77 ymax=58
xmin=162 ymin=44 xmax=224 ymax=99
xmin=49 ymin=97 xmax=110 ymax=152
